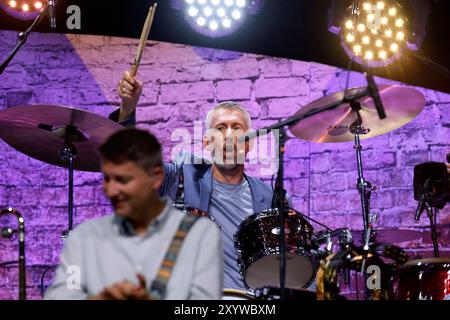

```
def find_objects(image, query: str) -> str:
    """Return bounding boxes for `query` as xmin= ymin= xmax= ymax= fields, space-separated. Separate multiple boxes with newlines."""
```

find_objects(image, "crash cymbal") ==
xmin=352 ymin=228 xmax=423 ymax=245
xmin=0 ymin=104 xmax=123 ymax=172
xmin=289 ymin=85 xmax=426 ymax=143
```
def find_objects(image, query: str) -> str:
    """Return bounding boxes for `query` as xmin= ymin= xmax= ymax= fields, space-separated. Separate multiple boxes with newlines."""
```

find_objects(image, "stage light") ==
xmin=172 ymin=0 xmax=263 ymax=38
xmin=328 ymin=0 xmax=433 ymax=67
xmin=0 ymin=0 xmax=46 ymax=20
xmin=340 ymin=0 xmax=410 ymax=67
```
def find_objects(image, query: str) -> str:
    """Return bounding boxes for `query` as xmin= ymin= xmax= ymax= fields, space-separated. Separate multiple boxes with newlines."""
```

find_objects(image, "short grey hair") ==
xmin=205 ymin=101 xmax=252 ymax=130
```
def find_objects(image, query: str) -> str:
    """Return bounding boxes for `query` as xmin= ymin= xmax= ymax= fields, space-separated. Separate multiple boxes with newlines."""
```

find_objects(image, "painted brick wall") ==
xmin=0 ymin=31 xmax=449 ymax=299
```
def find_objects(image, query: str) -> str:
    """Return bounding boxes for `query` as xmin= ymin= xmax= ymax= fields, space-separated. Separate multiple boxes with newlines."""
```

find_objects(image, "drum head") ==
xmin=244 ymin=252 xmax=315 ymax=290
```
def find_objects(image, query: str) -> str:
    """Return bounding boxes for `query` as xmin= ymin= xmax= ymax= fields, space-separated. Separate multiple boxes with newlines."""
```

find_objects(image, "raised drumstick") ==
xmin=130 ymin=3 xmax=158 ymax=77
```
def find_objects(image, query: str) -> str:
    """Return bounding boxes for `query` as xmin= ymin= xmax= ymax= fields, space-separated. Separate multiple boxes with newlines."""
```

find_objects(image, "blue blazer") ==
xmin=161 ymin=153 xmax=275 ymax=213
xmin=110 ymin=109 xmax=277 ymax=213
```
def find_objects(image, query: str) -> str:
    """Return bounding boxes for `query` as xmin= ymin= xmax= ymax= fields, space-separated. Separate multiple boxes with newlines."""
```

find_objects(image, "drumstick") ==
xmin=130 ymin=3 xmax=158 ymax=77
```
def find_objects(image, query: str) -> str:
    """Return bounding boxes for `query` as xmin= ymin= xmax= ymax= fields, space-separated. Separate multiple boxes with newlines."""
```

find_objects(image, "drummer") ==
xmin=112 ymin=72 xmax=310 ymax=292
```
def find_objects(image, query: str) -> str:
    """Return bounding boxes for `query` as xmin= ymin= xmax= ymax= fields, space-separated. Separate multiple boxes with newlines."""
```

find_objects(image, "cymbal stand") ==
xmin=348 ymin=100 xmax=375 ymax=245
xmin=59 ymin=131 xmax=78 ymax=239
xmin=426 ymin=205 xmax=440 ymax=257
xmin=348 ymin=100 xmax=381 ymax=299
xmin=272 ymin=126 xmax=288 ymax=300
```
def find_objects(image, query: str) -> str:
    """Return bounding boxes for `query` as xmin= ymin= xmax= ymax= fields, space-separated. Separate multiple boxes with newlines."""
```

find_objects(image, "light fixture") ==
xmin=340 ymin=1 xmax=409 ymax=67
xmin=328 ymin=0 xmax=433 ymax=68
xmin=0 ymin=0 xmax=45 ymax=20
xmin=171 ymin=0 xmax=264 ymax=38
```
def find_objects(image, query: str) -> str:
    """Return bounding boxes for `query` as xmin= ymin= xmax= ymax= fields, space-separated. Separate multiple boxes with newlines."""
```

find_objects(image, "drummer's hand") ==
xmin=117 ymin=71 xmax=143 ymax=122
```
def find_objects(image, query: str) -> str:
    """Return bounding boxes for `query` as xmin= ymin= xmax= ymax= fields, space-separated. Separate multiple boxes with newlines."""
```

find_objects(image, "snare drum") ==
xmin=181 ymin=206 xmax=220 ymax=228
xmin=396 ymin=258 xmax=450 ymax=300
xmin=234 ymin=208 xmax=317 ymax=290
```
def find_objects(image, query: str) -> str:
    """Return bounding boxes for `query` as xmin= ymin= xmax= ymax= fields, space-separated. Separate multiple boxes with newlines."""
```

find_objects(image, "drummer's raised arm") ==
xmin=114 ymin=71 xmax=143 ymax=125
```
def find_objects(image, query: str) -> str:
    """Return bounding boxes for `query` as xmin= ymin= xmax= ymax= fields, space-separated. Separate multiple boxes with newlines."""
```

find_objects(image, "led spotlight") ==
xmin=178 ymin=0 xmax=261 ymax=37
xmin=339 ymin=0 xmax=410 ymax=67
xmin=0 ymin=0 xmax=46 ymax=20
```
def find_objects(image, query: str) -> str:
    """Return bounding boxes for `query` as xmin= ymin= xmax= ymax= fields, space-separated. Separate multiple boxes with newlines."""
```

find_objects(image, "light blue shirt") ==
xmin=44 ymin=198 xmax=223 ymax=300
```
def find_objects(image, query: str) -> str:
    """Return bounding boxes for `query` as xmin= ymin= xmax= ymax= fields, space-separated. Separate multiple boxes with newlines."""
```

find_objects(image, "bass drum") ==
xmin=234 ymin=208 xmax=317 ymax=290
xmin=395 ymin=258 xmax=450 ymax=300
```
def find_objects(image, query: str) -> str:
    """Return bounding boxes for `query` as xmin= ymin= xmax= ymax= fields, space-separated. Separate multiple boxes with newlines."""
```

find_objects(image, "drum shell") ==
xmin=395 ymin=258 xmax=450 ymax=300
xmin=234 ymin=208 xmax=317 ymax=289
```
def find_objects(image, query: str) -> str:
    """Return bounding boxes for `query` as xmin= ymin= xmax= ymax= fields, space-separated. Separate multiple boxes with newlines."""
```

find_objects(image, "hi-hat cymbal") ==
xmin=289 ymin=85 xmax=426 ymax=143
xmin=0 ymin=104 xmax=123 ymax=172
xmin=352 ymin=228 xmax=423 ymax=245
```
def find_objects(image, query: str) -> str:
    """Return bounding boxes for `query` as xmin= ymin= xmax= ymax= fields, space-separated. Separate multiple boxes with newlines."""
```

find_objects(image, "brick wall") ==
xmin=0 ymin=31 xmax=449 ymax=299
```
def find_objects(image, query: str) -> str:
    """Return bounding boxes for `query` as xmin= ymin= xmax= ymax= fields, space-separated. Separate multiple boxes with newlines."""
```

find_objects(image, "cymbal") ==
xmin=289 ymin=85 xmax=426 ymax=143
xmin=352 ymin=228 xmax=423 ymax=245
xmin=0 ymin=104 xmax=123 ymax=172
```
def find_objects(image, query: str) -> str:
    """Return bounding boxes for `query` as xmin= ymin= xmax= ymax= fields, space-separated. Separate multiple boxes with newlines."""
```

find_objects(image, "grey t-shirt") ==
xmin=209 ymin=178 xmax=254 ymax=291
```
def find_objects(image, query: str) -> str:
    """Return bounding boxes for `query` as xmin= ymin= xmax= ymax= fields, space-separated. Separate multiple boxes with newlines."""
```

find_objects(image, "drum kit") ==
xmin=226 ymin=84 xmax=449 ymax=300
xmin=0 ymin=83 xmax=449 ymax=300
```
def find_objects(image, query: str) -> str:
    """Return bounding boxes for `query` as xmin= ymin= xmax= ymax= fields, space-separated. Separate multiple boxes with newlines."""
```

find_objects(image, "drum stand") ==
xmin=348 ymin=100 xmax=377 ymax=247
xmin=272 ymin=126 xmax=288 ymax=299
xmin=57 ymin=124 xmax=85 ymax=238
xmin=425 ymin=205 xmax=440 ymax=257
xmin=60 ymin=139 xmax=77 ymax=238
xmin=40 ymin=127 xmax=80 ymax=297
xmin=348 ymin=100 xmax=380 ymax=300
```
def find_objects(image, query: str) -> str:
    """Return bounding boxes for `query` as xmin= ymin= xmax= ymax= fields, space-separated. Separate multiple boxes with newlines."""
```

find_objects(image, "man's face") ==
xmin=101 ymin=160 xmax=163 ymax=219
xmin=204 ymin=108 xmax=251 ymax=170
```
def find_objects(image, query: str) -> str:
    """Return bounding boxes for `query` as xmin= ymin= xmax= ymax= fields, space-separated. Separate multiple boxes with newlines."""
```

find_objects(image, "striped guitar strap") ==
xmin=149 ymin=214 xmax=199 ymax=299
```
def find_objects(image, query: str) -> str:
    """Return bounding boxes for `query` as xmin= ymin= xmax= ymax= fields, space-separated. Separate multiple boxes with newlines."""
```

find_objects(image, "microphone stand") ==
xmin=0 ymin=208 xmax=26 ymax=300
xmin=59 ymin=131 xmax=78 ymax=238
xmin=426 ymin=205 xmax=440 ymax=258
xmin=414 ymin=179 xmax=441 ymax=257
xmin=239 ymin=88 xmax=370 ymax=299
xmin=271 ymin=126 xmax=288 ymax=299
xmin=0 ymin=8 xmax=49 ymax=75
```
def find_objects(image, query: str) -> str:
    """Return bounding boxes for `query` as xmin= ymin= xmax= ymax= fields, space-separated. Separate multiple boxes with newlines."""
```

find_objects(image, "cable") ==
xmin=410 ymin=52 xmax=450 ymax=80
xmin=40 ymin=265 xmax=56 ymax=297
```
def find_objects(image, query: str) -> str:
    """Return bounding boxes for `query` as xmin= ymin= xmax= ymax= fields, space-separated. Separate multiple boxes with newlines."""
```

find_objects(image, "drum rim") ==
xmin=234 ymin=207 xmax=314 ymax=235
xmin=233 ymin=207 xmax=316 ymax=249
xmin=222 ymin=288 xmax=254 ymax=299
xmin=402 ymin=257 xmax=450 ymax=267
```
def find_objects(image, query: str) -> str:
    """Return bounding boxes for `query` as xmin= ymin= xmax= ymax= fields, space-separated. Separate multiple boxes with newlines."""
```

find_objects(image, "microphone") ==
xmin=415 ymin=178 xmax=431 ymax=221
xmin=1 ymin=226 xmax=15 ymax=239
xmin=48 ymin=0 xmax=56 ymax=29
xmin=365 ymin=71 xmax=387 ymax=120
